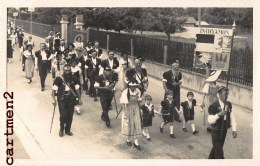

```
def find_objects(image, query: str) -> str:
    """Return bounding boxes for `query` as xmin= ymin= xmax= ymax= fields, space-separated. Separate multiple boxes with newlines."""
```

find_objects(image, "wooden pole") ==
xmin=225 ymin=20 xmax=236 ymax=88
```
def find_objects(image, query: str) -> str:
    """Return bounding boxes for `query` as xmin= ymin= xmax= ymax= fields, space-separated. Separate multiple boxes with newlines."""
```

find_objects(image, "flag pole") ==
xmin=225 ymin=20 xmax=236 ymax=88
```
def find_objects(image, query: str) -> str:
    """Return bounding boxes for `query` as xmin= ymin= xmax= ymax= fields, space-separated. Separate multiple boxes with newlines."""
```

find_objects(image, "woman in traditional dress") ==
xmin=201 ymin=67 xmax=221 ymax=132
xmin=120 ymin=81 xmax=142 ymax=150
xmin=22 ymin=44 xmax=35 ymax=83
xmin=73 ymin=36 xmax=84 ymax=58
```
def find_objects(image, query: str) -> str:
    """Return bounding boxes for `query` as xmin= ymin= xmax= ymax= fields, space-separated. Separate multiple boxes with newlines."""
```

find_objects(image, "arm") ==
xmin=230 ymin=111 xmax=237 ymax=138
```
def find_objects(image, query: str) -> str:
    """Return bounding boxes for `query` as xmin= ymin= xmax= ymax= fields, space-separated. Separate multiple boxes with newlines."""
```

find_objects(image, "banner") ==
xmin=193 ymin=27 xmax=233 ymax=71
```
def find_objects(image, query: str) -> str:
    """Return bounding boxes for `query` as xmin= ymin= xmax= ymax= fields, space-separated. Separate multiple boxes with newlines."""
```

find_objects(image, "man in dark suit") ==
xmin=35 ymin=43 xmax=52 ymax=91
xmin=93 ymin=41 xmax=102 ymax=58
xmin=85 ymin=50 xmax=101 ymax=101
xmin=100 ymin=50 xmax=120 ymax=80
xmin=208 ymin=86 xmax=237 ymax=159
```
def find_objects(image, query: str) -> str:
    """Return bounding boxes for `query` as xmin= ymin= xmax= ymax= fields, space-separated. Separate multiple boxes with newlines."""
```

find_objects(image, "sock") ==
xmin=170 ymin=126 xmax=174 ymax=134
xmin=191 ymin=123 xmax=195 ymax=132
xmin=146 ymin=128 xmax=150 ymax=138
xmin=183 ymin=122 xmax=186 ymax=128
xmin=160 ymin=122 xmax=165 ymax=128
xmin=134 ymin=138 xmax=139 ymax=145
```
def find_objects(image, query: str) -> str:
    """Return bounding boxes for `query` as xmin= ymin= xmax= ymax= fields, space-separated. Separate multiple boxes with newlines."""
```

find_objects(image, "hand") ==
xmin=201 ymin=103 xmax=205 ymax=108
xmin=137 ymin=97 xmax=142 ymax=102
xmin=217 ymin=110 xmax=227 ymax=117
xmin=78 ymin=99 xmax=83 ymax=106
xmin=232 ymin=131 xmax=237 ymax=138
xmin=35 ymin=66 xmax=38 ymax=71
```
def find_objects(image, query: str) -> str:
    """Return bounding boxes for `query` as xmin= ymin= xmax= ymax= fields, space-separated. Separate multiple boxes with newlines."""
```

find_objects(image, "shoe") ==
xmin=65 ymin=131 xmax=73 ymax=136
xmin=170 ymin=134 xmax=176 ymax=138
xmin=94 ymin=98 xmax=98 ymax=102
xmin=106 ymin=120 xmax=110 ymax=128
xmin=207 ymin=127 xmax=211 ymax=133
xmin=126 ymin=141 xmax=132 ymax=146
xmin=41 ymin=88 xmax=44 ymax=91
xmin=27 ymin=79 xmax=31 ymax=84
xmin=76 ymin=110 xmax=81 ymax=115
xmin=59 ymin=130 xmax=64 ymax=137
xmin=160 ymin=127 xmax=163 ymax=133
xmin=183 ymin=128 xmax=188 ymax=132
xmin=134 ymin=143 xmax=141 ymax=150
xmin=85 ymin=91 xmax=89 ymax=95
xmin=101 ymin=114 xmax=105 ymax=121
xmin=147 ymin=137 xmax=151 ymax=141
xmin=193 ymin=130 xmax=199 ymax=135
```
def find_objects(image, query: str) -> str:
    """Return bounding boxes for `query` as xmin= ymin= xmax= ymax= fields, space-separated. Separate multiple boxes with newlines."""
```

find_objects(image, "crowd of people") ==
xmin=7 ymin=25 xmax=238 ymax=158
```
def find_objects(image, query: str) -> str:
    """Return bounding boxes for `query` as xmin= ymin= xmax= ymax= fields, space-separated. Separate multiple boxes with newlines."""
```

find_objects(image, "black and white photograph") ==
xmin=0 ymin=0 xmax=259 ymax=165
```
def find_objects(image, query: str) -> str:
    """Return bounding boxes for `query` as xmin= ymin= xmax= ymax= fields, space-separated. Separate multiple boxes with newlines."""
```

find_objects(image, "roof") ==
xmin=195 ymin=21 xmax=209 ymax=26
xmin=184 ymin=17 xmax=197 ymax=24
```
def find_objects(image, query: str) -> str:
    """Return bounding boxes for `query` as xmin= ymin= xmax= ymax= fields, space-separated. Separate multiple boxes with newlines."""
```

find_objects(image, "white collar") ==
xmin=145 ymin=103 xmax=153 ymax=108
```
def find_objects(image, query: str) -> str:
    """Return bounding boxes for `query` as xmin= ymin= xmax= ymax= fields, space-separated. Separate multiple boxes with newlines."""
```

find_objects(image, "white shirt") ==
xmin=208 ymin=99 xmax=237 ymax=131
xmin=41 ymin=50 xmax=48 ymax=60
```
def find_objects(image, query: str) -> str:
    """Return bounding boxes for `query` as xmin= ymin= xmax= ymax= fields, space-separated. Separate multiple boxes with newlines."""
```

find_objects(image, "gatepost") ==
xmin=60 ymin=15 xmax=69 ymax=42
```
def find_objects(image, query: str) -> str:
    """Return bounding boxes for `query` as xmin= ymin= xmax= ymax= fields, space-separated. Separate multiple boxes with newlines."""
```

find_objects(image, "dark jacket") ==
xmin=208 ymin=100 xmax=232 ymax=130
xmin=35 ymin=49 xmax=52 ymax=65
xmin=141 ymin=104 xmax=154 ymax=120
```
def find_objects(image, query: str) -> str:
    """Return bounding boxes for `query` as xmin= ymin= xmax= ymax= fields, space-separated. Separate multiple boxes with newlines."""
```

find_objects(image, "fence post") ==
xmin=163 ymin=45 xmax=168 ymax=65
xmin=107 ymin=35 xmax=110 ymax=50
xmin=130 ymin=39 xmax=134 ymax=57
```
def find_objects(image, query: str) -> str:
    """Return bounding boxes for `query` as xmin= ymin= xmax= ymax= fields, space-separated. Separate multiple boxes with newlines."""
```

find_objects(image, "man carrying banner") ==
xmin=52 ymin=64 xmax=82 ymax=137
xmin=208 ymin=86 xmax=237 ymax=159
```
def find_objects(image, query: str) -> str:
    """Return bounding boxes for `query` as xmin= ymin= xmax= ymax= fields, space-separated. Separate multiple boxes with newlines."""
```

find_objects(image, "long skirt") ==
xmin=25 ymin=58 xmax=34 ymax=79
xmin=121 ymin=96 xmax=142 ymax=139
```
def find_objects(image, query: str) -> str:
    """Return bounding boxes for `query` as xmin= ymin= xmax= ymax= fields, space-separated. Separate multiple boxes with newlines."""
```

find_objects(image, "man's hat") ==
xmin=187 ymin=91 xmax=194 ymax=97
xmin=205 ymin=70 xmax=221 ymax=82
xmin=166 ymin=90 xmax=174 ymax=95
xmin=217 ymin=86 xmax=229 ymax=93
xmin=128 ymin=82 xmax=140 ymax=87
xmin=172 ymin=62 xmax=179 ymax=69
xmin=145 ymin=95 xmax=152 ymax=100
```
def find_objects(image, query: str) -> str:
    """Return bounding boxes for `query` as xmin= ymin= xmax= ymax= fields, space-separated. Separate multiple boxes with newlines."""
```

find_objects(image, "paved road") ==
xmin=7 ymin=33 xmax=252 ymax=159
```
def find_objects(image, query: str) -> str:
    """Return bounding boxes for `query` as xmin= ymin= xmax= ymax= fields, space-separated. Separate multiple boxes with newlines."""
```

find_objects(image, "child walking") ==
xmin=159 ymin=90 xmax=181 ymax=138
xmin=140 ymin=95 xmax=160 ymax=141
xmin=180 ymin=91 xmax=202 ymax=135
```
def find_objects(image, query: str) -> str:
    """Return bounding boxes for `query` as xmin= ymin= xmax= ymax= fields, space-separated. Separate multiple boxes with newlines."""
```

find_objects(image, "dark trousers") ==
xmin=82 ymin=68 xmax=88 ymax=91
xmin=100 ymin=91 xmax=114 ymax=121
xmin=39 ymin=61 xmax=48 ymax=89
xmin=89 ymin=71 xmax=97 ymax=97
xmin=208 ymin=128 xmax=227 ymax=159
xmin=58 ymin=98 xmax=75 ymax=133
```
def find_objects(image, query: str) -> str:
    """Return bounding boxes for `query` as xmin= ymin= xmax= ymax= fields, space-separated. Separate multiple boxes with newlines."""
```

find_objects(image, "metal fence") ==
xmin=15 ymin=19 xmax=61 ymax=38
xmin=89 ymin=29 xmax=253 ymax=87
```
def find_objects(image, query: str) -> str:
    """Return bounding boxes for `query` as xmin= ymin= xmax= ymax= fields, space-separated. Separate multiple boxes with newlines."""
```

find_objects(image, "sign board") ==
xmin=28 ymin=7 xmax=35 ymax=12
xmin=193 ymin=27 xmax=233 ymax=71
xmin=76 ymin=15 xmax=83 ymax=22
xmin=13 ymin=12 xmax=18 ymax=17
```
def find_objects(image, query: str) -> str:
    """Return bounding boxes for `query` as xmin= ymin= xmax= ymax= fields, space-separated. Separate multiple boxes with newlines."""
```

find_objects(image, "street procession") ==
xmin=4 ymin=7 xmax=253 ymax=160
